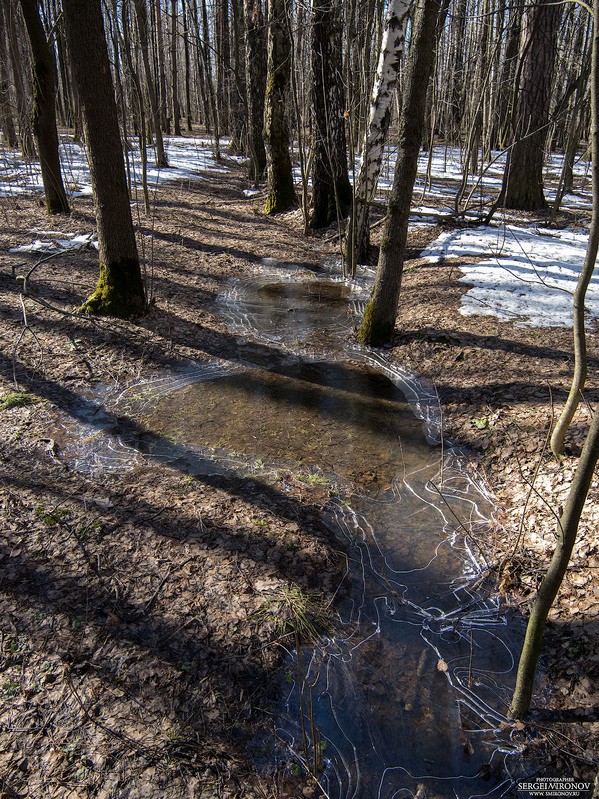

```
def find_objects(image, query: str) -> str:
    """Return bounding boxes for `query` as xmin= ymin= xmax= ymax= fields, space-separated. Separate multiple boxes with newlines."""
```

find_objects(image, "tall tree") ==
xmin=154 ymin=0 xmax=169 ymax=133
xmin=182 ymin=0 xmax=193 ymax=130
xmin=499 ymin=0 xmax=562 ymax=210
xmin=344 ymin=0 xmax=411 ymax=270
xmin=493 ymin=0 xmax=524 ymax=150
xmin=357 ymin=0 xmax=447 ymax=346
xmin=244 ymin=0 xmax=267 ymax=181
xmin=204 ymin=0 xmax=221 ymax=150
xmin=263 ymin=0 xmax=296 ymax=214
xmin=229 ymin=0 xmax=246 ymax=152
xmin=171 ymin=0 xmax=182 ymax=135
xmin=61 ymin=0 xmax=145 ymax=317
xmin=0 ymin=2 xmax=18 ymax=148
xmin=309 ymin=0 xmax=352 ymax=228
xmin=2 ymin=0 xmax=36 ymax=158
xmin=19 ymin=0 xmax=70 ymax=214
xmin=216 ymin=0 xmax=231 ymax=133
xmin=132 ymin=0 xmax=169 ymax=166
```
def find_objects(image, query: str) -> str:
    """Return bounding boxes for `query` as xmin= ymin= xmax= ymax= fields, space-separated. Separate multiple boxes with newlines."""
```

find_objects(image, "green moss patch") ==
xmin=0 ymin=392 xmax=36 ymax=411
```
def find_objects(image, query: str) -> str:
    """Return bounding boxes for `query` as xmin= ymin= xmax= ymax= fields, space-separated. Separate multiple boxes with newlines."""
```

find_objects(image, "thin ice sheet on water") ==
xmin=50 ymin=259 xmax=540 ymax=795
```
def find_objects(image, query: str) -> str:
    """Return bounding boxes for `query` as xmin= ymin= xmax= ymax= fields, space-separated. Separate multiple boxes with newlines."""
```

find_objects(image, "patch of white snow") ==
xmin=422 ymin=224 xmax=598 ymax=328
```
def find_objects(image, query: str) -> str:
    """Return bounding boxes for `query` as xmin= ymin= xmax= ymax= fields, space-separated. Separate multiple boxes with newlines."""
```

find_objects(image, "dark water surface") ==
xmin=58 ymin=264 xmax=534 ymax=798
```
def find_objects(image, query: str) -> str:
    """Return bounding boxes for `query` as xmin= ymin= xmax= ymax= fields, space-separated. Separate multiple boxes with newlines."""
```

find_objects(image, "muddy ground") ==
xmin=0 ymin=156 xmax=597 ymax=797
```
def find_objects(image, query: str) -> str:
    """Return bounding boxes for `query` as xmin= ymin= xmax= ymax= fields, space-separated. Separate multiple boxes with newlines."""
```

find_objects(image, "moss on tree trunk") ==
xmin=62 ymin=0 xmax=146 ymax=319
xmin=82 ymin=260 xmax=146 ymax=318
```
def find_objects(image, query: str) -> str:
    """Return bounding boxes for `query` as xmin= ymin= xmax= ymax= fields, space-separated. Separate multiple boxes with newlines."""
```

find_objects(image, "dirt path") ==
xmin=0 ymin=162 xmax=597 ymax=796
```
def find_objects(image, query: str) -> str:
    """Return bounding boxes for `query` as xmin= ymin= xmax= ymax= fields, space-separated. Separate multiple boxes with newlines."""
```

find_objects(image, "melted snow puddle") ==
xmin=54 ymin=261 xmax=538 ymax=797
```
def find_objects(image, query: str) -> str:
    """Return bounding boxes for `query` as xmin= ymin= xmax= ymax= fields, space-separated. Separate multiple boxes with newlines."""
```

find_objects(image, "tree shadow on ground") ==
xmin=393 ymin=327 xmax=599 ymax=368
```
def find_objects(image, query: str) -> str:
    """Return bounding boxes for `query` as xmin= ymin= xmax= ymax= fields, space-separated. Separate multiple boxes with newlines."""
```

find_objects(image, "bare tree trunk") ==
xmin=170 ymin=0 xmax=182 ymax=135
xmin=357 ymin=0 xmax=447 ymax=346
xmin=500 ymin=0 xmax=562 ymax=210
xmin=190 ymin=0 xmax=209 ymax=129
xmin=229 ymin=0 xmax=246 ymax=153
xmin=182 ymin=0 xmax=193 ymax=130
xmin=0 ymin=2 xmax=18 ymax=148
xmin=48 ymin=0 xmax=71 ymax=127
xmin=133 ymin=0 xmax=168 ymax=166
xmin=216 ymin=0 xmax=231 ymax=133
xmin=121 ymin=0 xmax=150 ymax=213
xmin=552 ymin=23 xmax=591 ymax=213
xmin=19 ymin=0 xmax=70 ymax=213
xmin=200 ymin=0 xmax=220 ymax=155
xmin=264 ymin=0 xmax=296 ymax=214
xmin=309 ymin=0 xmax=352 ymax=228
xmin=550 ymin=10 xmax=599 ymax=458
xmin=154 ymin=0 xmax=168 ymax=133
xmin=344 ymin=0 xmax=411 ymax=270
xmin=3 ymin=1 xmax=36 ymax=158
xmin=244 ymin=0 xmax=267 ymax=181
xmin=61 ymin=0 xmax=145 ymax=317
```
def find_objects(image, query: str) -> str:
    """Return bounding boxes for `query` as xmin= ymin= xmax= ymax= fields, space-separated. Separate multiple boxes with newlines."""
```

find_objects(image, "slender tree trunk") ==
xmin=61 ymin=0 xmax=145 ymax=317
xmin=510 ymin=407 xmax=599 ymax=718
xmin=229 ymin=0 xmax=246 ymax=153
xmin=309 ymin=0 xmax=352 ymax=228
xmin=121 ymin=0 xmax=150 ymax=213
xmin=19 ymin=0 xmax=70 ymax=213
xmin=244 ymin=0 xmax=267 ymax=181
xmin=344 ymin=0 xmax=411 ymax=269
xmin=0 ymin=5 xmax=18 ymax=148
xmin=264 ymin=0 xmax=296 ymax=214
xmin=133 ymin=0 xmax=168 ymax=166
xmin=182 ymin=0 xmax=193 ymax=130
xmin=550 ymin=7 xmax=599 ymax=458
xmin=201 ymin=0 xmax=220 ymax=156
xmin=190 ymin=0 xmax=210 ymax=129
xmin=216 ymin=0 xmax=231 ymax=133
xmin=494 ymin=0 xmax=523 ymax=150
xmin=4 ymin=1 xmax=36 ymax=158
xmin=357 ymin=0 xmax=447 ymax=346
xmin=154 ymin=0 xmax=168 ymax=133
xmin=107 ymin=0 xmax=132 ymax=152
xmin=171 ymin=0 xmax=182 ymax=135
xmin=49 ymin=0 xmax=71 ymax=127
xmin=448 ymin=0 xmax=467 ymax=134
xmin=500 ymin=0 xmax=562 ymax=210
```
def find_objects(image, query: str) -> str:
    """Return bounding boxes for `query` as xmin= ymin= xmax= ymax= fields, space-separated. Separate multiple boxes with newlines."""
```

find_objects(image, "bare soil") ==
xmin=0 ymin=159 xmax=597 ymax=797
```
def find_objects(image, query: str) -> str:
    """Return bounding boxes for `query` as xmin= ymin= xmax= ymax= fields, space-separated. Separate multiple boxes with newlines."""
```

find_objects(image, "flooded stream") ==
xmin=57 ymin=261 xmax=536 ymax=797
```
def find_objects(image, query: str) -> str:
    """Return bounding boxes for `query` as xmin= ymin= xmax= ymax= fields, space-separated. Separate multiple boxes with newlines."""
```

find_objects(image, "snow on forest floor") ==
xmin=1 ymin=134 xmax=598 ymax=793
xmin=0 ymin=135 xmax=236 ymax=200
xmin=422 ymin=225 xmax=599 ymax=328
xmin=1 ymin=135 xmax=595 ymax=331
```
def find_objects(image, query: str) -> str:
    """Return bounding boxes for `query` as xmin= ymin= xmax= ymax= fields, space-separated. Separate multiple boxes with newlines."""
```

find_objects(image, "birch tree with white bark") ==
xmin=344 ymin=0 xmax=412 ymax=273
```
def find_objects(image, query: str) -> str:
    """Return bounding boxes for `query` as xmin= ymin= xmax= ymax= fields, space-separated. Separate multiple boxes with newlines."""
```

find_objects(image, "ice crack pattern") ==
xmin=54 ymin=260 xmax=540 ymax=797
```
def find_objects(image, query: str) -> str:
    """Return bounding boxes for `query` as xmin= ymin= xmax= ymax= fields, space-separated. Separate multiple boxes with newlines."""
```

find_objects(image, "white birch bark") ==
xmin=346 ymin=0 xmax=412 ymax=269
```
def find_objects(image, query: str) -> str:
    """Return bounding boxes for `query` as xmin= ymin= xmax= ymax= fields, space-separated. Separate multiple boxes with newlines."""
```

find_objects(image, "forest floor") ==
xmin=0 ymin=157 xmax=597 ymax=798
